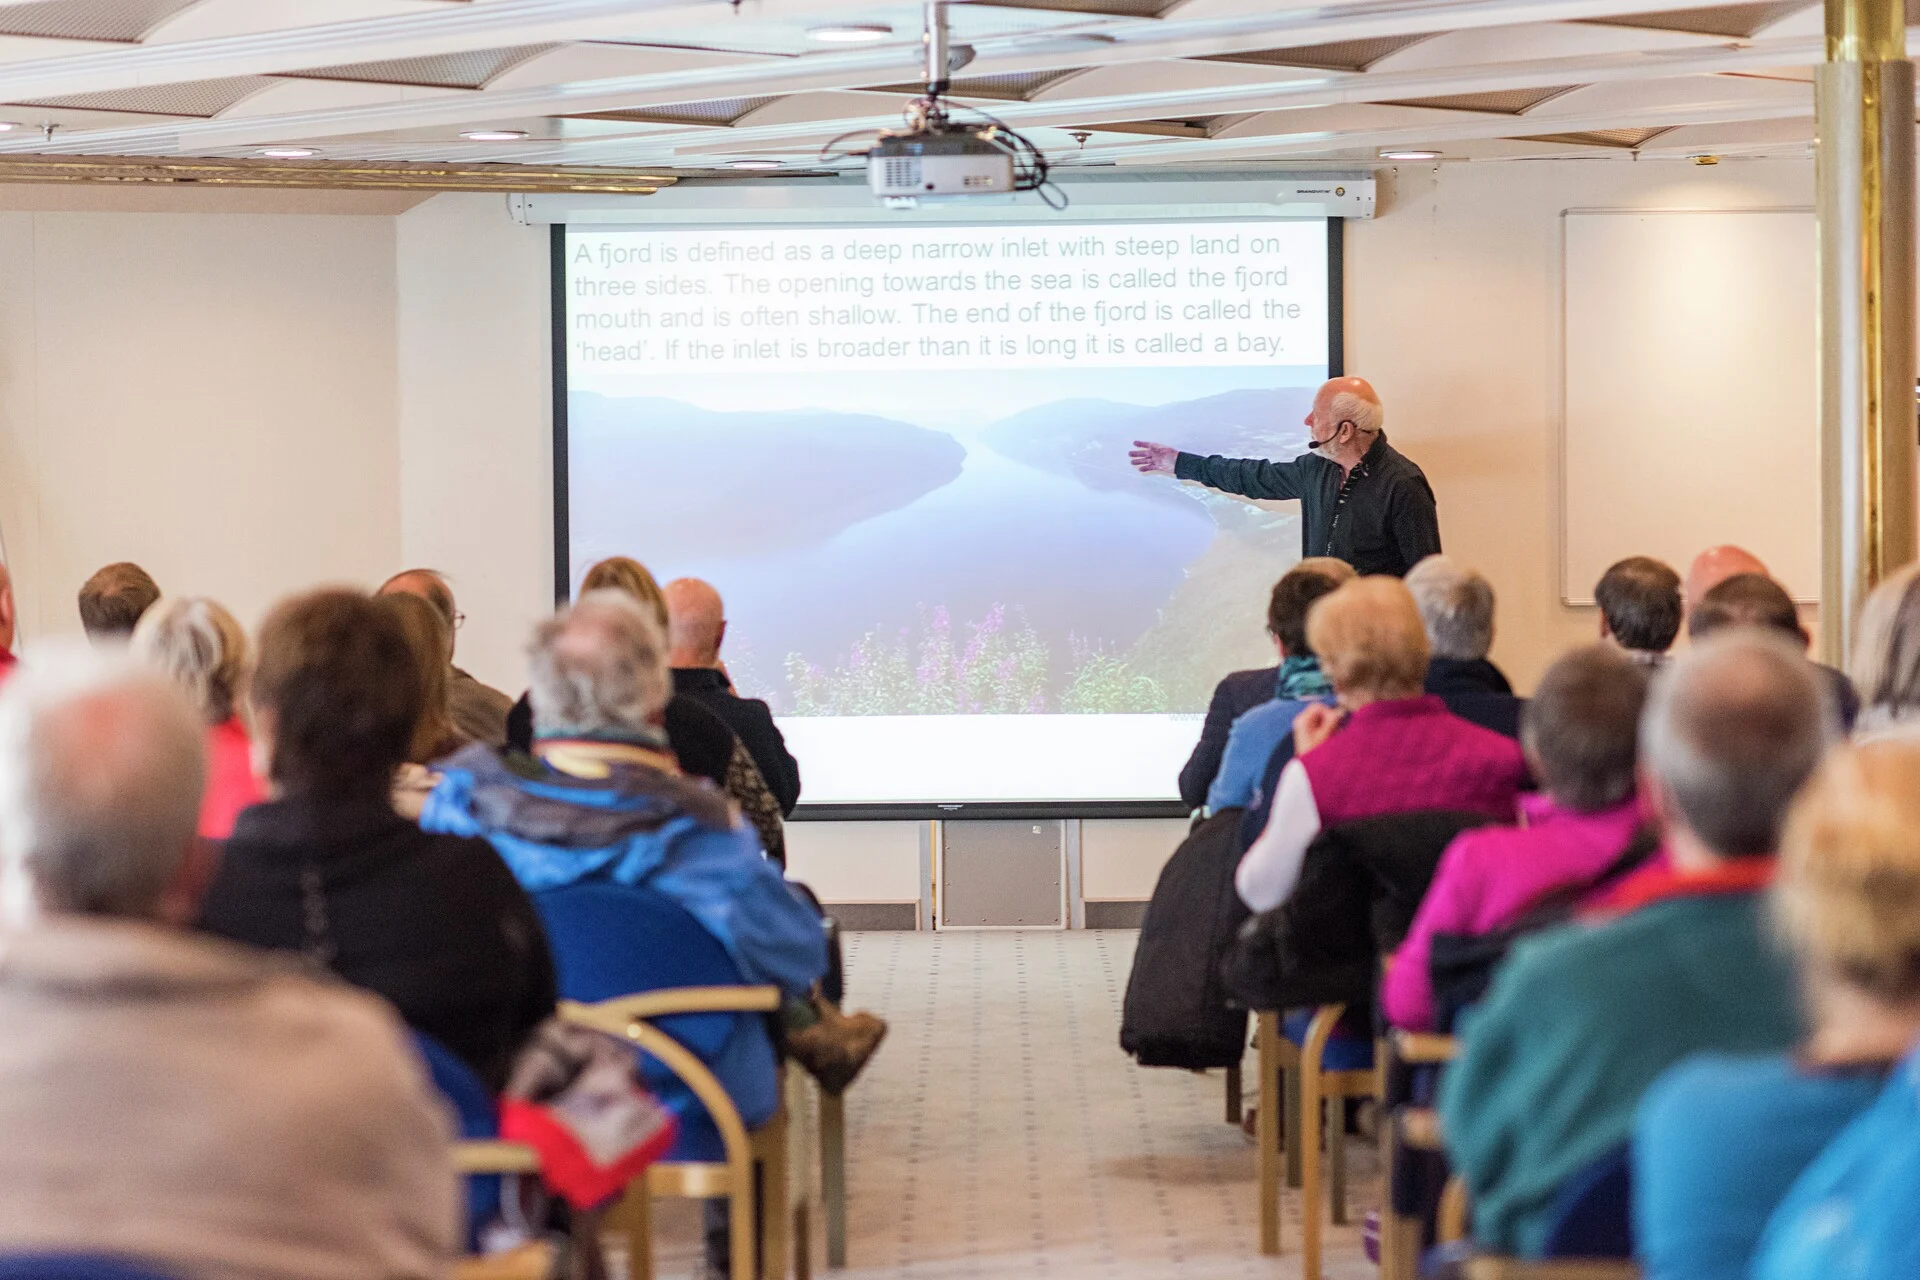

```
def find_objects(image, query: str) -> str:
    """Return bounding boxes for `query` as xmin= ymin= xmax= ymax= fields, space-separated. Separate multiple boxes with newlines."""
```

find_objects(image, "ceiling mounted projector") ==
xmin=830 ymin=1 xmax=1061 ymax=209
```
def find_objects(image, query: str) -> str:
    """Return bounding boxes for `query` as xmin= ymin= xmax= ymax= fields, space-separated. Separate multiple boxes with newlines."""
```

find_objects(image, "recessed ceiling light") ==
xmin=729 ymin=159 xmax=782 ymax=170
xmin=1378 ymin=148 xmax=1440 ymax=161
xmin=258 ymin=146 xmax=319 ymax=158
xmin=807 ymin=23 xmax=892 ymax=42
xmin=0 ymin=122 xmax=22 ymax=133
xmin=461 ymin=129 xmax=528 ymax=142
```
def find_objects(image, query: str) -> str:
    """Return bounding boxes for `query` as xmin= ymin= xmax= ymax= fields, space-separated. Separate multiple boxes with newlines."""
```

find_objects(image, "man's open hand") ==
xmin=1129 ymin=441 xmax=1178 ymax=475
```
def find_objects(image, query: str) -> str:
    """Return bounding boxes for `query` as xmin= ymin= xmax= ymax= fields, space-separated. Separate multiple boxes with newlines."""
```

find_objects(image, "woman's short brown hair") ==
xmin=580 ymin=556 xmax=668 ymax=629
xmin=375 ymin=591 xmax=460 ymax=764
xmin=251 ymin=589 xmax=421 ymax=799
xmin=1776 ymin=740 xmax=1920 ymax=1002
xmin=1305 ymin=576 xmax=1431 ymax=700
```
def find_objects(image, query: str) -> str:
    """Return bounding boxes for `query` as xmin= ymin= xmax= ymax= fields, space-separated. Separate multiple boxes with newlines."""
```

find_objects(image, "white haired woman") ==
xmin=130 ymin=595 xmax=264 ymax=838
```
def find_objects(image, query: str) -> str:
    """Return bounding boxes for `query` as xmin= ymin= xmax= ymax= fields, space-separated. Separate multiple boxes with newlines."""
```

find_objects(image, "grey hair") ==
xmin=130 ymin=595 xmax=248 ymax=725
xmin=0 ymin=645 xmax=206 ymax=921
xmin=527 ymin=589 xmax=672 ymax=739
xmin=1404 ymin=554 xmax=1496 ymax=661
xmin=1328 ymin=389 xmax=1384 ymax=436
xmin=1640 ymin=630 xmax=1832 ymax=857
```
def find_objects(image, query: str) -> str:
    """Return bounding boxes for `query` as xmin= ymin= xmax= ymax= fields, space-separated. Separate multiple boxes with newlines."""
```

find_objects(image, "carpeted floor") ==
xmin=647 ymin=929 xmax=1377 ymax=1278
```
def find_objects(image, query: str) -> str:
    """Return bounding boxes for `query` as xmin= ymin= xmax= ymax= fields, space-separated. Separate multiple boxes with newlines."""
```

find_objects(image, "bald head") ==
xmin=665 ymin=578 xmax=727 ymax=669
xmin=378 ymin=568 xmax=456 ymax=661
xmin=0 ymin=560 xmax=14 ymax=654
xmin=0 ymin=648 xmax=206 ymax=925
xmin=1685 ymin=546 xmax=1770 ymax=612
xmin=1641 ymin=630 xmax=1828 ymax=864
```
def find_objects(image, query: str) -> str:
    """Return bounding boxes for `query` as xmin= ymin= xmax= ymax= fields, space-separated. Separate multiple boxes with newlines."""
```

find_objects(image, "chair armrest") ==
xmin=454 ymin=1140 xmax=541 ymax=1176
xmin=452 ymin=1241 xmax=557 ymax=1280
xmin=559 ymin=992 xmax=767 ymax=1172
xmin=1465 ymin=1259 xmax=1639 ymax=1280
xmin=1392 ymin=1030 xmax=1459 ymax=1064
xmin=560 ymin=986 xmax=781 ymax=1028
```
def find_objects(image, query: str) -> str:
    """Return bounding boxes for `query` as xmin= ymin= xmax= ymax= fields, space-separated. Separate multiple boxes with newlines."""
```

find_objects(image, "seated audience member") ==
xmin=1688 ymin=570 xmax=1859 ymax=730
xmin=1684 ymin=543 xmax=1770 ymax=612
xmin=76 ymin=561 xmax=160 ymax=643
xmin=423 ymin=592 xmax=884 ymax=1079
xmin=1637 ymin=739 xmax=1920 ymax=1280
xmin=1593 ymin=556 xmax=1683 ymax=666
xmin=1384 ymin=645 xmax=1651 ymax=1032
xmin=378 ymin=592 xmax=466 ymax=817
xmin=129 ymin=596 xmax=264 ymax=838
xmin=0 ymin=649 xmax=456 ymax=1275
xmin=379 ymin=567 xmax=514 ymax=747
xmin=1850 ymin=561 xmax=1920 ymax=740
xmin=1439 ymin=631 xmax=1820 ymax=1256
xmin=1406 ymin=554 xmax=1525 ymax=738
xmin=1746 ymin=745 xmax=1920 ymax=1280
xmin=1205 ymin=563 xmax=1348 ymax=812
xmin=507 ymin=556 xmax=789 ymax=861
xmin=1235 ymin=576 xmax=1528 ymax=913
xmin=198 ymin=589 xmax=556 ymax=1092
xmin=666 ymin=576 xmax=802 ymax=814
xmin=1179 ymin=558 xmax=1356 ymax=808
xmin=0 ymin=560 xmax=15 ymax=684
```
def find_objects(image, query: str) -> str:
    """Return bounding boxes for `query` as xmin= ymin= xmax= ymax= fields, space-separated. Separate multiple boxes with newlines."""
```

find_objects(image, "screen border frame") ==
xmin=549 ymin=215 xmax=1345 ymax=820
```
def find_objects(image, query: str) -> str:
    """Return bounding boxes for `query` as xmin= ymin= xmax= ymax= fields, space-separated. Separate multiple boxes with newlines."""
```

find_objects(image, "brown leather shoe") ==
xmin=786 ymin=1001 xmax=888 ymax=1095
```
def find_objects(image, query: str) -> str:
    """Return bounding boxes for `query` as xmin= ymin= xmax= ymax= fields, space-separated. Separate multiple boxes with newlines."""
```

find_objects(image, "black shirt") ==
xmin=671 ymin=667 xmax=802 ymax=815
xmin=1178 ymin=665 xmax=1278 ymax=810
xmin=199 ymin=795 xmax=557 ymax=1093
xmin=1173 ymin=431 xmax=1441 ymax=576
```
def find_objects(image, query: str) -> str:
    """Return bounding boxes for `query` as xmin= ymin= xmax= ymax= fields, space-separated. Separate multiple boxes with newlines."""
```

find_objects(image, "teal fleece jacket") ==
xmin=1438 ymin=890 xmax=1802 ymax=1255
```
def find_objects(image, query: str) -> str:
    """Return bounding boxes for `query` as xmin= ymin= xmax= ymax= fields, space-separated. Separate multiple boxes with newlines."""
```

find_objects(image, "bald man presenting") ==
xmin=1129 ymin=376 xmax=1442 ymax=577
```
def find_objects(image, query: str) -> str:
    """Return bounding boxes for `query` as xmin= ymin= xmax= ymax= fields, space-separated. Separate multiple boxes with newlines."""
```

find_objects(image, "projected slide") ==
xmin=562 ymin=217 xmax=1332 ymax=805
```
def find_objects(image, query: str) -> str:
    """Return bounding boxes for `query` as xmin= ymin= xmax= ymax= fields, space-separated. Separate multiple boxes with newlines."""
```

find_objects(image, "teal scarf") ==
xmin=1278 ymin=655 xmax=1332 ymax=699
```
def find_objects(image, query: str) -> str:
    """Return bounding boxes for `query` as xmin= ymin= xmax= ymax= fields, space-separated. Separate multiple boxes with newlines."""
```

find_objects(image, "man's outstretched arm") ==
xmin=1130 ymin=439 xmax=1306 ymax=501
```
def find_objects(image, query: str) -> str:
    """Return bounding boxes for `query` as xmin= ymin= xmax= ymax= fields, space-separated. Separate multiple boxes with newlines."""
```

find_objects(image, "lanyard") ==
xmin=1325 ymin=464 xmax=1366 ymax=555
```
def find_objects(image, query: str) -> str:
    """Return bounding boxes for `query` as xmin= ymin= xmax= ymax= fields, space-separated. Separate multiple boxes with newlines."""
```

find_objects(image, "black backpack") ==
xmin=1120 ymin=809 xmax=1252 ymax=1069
xmin=1427 ymin=826 xmax=1660 ymax=1033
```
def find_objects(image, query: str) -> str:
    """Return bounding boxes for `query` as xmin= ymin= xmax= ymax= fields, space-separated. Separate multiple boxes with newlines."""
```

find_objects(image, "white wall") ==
xmin=395 ymin=194 xmax=555 ymax=693
xmin=0 ymin=197 xmax=405 ymax=639
xmin=1346 ymin=156 xmax=1815 ymax=688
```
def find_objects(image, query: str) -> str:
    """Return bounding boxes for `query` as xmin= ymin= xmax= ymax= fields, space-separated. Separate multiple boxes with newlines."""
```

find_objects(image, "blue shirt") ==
xmin=1752 ymin=1046 xmax=1920 ymax=1280
xmin=1634 ymin=1053 xmax=1884 ymax=1280
xmin=1205 ymin=693 xmax=1331 ymax=812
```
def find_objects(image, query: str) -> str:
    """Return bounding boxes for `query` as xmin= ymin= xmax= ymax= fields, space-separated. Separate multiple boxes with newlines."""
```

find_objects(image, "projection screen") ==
xmin=556 ymin=214 xmax=1339 ymax=811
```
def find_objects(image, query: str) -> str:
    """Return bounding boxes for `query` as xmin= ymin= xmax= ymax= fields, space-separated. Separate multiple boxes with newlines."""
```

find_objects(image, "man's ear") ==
xmin=157 ymin=837 xmax=223 ymax=927
xmin=1598 ymin=614 xmax=1614 ymax=642
xmin=714 ymin=618 xmax=728 ymax=657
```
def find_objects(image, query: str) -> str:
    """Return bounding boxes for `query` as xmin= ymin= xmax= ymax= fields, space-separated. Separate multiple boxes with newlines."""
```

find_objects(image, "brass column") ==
xmin=1817 ymin=0 xmax=1917 ymax=663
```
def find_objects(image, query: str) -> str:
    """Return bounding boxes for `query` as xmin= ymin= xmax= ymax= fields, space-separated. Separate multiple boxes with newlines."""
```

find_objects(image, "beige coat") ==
xmin=0 ymin=917 xmax=459 ymax=1279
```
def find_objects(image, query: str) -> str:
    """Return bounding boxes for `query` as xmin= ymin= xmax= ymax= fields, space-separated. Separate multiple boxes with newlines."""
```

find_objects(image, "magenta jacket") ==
xmin=1383 ymin=792 xmax=1645 ymax=1032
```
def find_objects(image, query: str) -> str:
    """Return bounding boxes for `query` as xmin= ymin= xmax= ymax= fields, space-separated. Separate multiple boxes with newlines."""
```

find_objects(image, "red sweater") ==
xmin=200 ymin=717 xmax=264 ymax=839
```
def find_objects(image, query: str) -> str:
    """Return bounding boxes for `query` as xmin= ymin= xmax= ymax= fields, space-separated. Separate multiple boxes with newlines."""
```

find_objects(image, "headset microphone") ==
xmin=1307 ymin=419 xmax=1357 ymax=450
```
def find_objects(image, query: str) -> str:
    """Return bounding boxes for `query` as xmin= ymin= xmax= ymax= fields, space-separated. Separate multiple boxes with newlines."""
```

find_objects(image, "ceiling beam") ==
xmin=623 ymin=34 xmax=1822 ymax=164
xmin=1096 ymin=94 xmax=1811 ymax=163
xmin=0 ymin=0 xmax=1813 ymax=157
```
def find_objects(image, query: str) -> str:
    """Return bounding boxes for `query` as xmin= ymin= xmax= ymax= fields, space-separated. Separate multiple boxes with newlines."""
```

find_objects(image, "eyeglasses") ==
xmin=453 ymin=612 xmax=467 ymax=631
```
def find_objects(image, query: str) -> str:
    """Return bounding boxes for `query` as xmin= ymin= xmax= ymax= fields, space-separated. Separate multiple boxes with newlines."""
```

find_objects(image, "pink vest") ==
xmin=1298 ymin=695 xmax=1528 ymax=827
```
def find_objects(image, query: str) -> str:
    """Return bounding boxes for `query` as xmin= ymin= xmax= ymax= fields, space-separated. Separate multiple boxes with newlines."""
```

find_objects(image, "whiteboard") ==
xmin=1561 ymin=208 xmax=1818 ymax=604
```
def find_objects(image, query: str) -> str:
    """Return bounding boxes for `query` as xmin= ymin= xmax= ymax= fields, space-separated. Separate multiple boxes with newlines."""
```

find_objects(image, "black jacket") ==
xmin=507 ymin=691 xmax=737 ymax=788
xmin=1424 ymin=657 xmax=1526 ymax=741
xmin=1175 ymin=432 xmax=1441 ymax=576
xmin=1222 ymin=809 xmax=1500 ymax=1017
xmin=672 ymin=668 xmax=802 ymax=815
xmin=199 ymin=795 xmax=557 ymax=1092
xmin=1120 ymin=808 xmax=1251 ymax=1069
xmin=1179 ymin=666 xmax=1278 ymax=809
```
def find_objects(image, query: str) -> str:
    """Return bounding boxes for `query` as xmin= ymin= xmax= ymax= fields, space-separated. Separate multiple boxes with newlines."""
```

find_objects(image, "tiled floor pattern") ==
xmin=648 ymin=929 xmax=1378 ymax=1278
